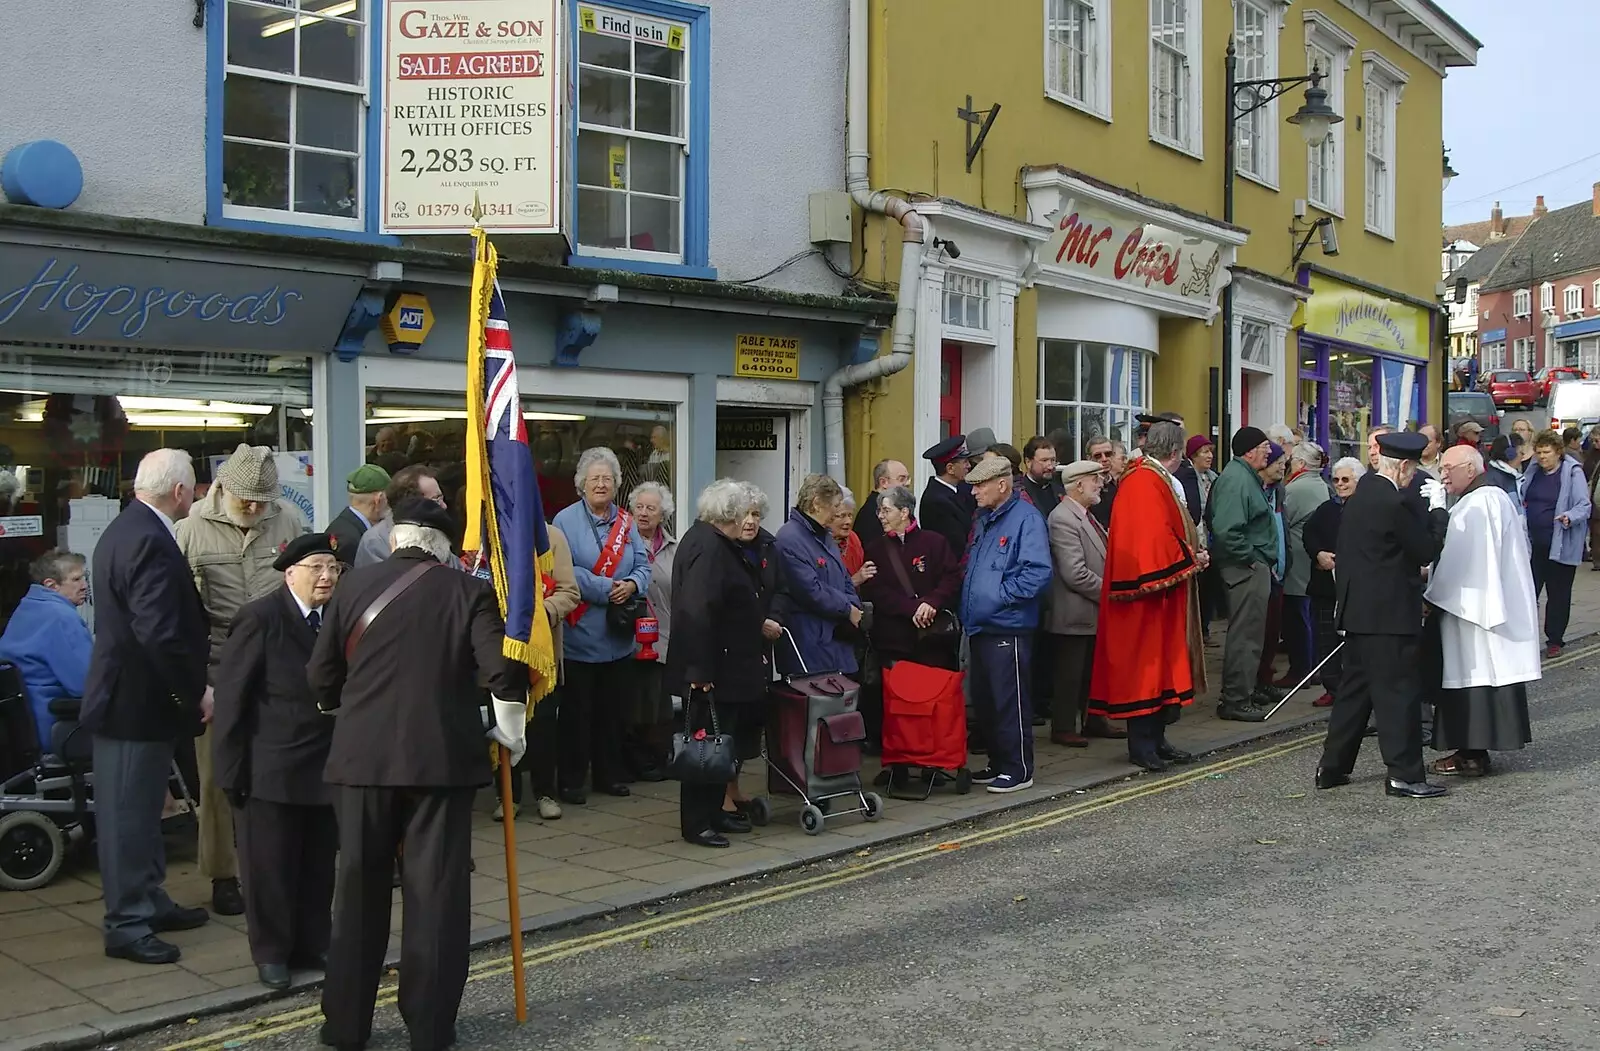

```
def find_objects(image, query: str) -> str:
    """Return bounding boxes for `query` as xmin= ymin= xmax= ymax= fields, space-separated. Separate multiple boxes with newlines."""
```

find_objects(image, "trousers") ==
xmin=1219 ymin=562 xmax=1270 ymax=705
xmin=1530 ymin=549 xmax=1576 ymax=647
xmin=968 ymin=633 xmax=1034 ymax=781
xmin=558 ymin=658 xmax=630 ymax=790
xmin=195 ymin=723 xmax=237 ymax=881
xmin=1311 ymin=597 xmax=1343 ymax=696
xmin=235 ymin=798 xmax=338 ymax=966
xmin=1318 ymin=634 xmax=1427 ymax=784
xmin=1050 ymin=634 xmax=1095 ymax=737
xmin=1281 ymin=595 xmax=1315 ymax=678
xmin=94 ymin=736 xmax=179 ymax=949
xmin=322 ymin=786 xmax=475 ymax=1051
xmin=1256 ymin=585 xmax=1285 ymax=685
xmin=512 ymin=687 xmax=561 ymax=804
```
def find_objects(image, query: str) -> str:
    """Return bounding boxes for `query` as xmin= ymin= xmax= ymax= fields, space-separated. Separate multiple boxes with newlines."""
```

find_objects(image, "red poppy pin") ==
xmin=816 ymin=557 xmax=827 ymax=567
xmin=327 ymin=535 xmax=339 ymax=551
xmin=277 ymin=540 xmax=289 ymax=554
xmin=999 ymin=535 xmax=1010 ymax=549
xmin=911 ymin=555 xmax=927 ymax=572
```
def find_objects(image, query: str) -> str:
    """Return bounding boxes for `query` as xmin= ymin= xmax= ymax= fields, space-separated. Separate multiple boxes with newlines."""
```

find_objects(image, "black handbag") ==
xmin=606 ymin=593 xmax=646 ymax=636
xmin=668 ymin=691 xmax=738 ymax=784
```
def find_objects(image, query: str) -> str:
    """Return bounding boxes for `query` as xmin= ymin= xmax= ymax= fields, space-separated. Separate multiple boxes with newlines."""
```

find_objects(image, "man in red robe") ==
xmin=1088 ymin=420 xmax=1208 ymax=771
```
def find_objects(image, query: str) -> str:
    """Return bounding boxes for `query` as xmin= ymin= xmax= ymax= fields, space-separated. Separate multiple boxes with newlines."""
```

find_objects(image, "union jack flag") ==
xmin=463 ymin=230 xmax=556 ymax=701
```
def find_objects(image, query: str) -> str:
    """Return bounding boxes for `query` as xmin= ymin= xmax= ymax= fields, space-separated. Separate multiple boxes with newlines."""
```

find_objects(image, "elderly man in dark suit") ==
xmin=212 ymin=531 xmax=344 ymax=991
xmin=917 ymin=435 xmax=974 ymax=556
xmin=325 ymin=464 xmax=389 ymax=566
xmin=308 ymin=498 xmax=528 ymax=1051
xmin=81 ymin=449 xmax=211 ymax=965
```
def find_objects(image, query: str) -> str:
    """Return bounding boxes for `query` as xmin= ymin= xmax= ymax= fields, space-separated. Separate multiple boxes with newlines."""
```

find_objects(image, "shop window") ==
xmin=1149 ymin=0 xmax=1202 ymax=156
xmin=1037 ymin=339 xmax=1149 ymax=462
xmin=942 ymin=273 xmax=992 ymax=335
xmin=1233 ymin=0 xmax=1279 ymax=187
xmin=220 ymin=0 xmax=368 ymax=230
xmin=1327 ymin=351 xmax=1373 ymax=467
xmin=362 ymin=388 xmax=678 ymax=532
xmin=1361 ymin=52 xmax=1406 ymax=240
xmin=1304 ymin=14 xmax=1352 ymax=216
xmin=573 ymin=1 xmax=709 ymax=273
xmin=1045 ymin=0 xmax=1110 ymax=120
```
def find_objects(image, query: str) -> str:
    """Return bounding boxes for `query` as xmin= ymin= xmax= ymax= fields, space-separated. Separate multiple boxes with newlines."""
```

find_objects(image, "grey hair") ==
xmin=1376 ymin=454 xmax=1410 ymax=478
xmin=1290 ymin=442 xmax=1324 ymax=468
xmin=1330 ymin=456 xmax=1367 ymax=479
xmin=573 ymin=446 xmax=622 ymax=491
xmin=880 ymin=485 xmax=917 ymax=515
xmin=870 ymin=459 xmax=895 ymax=488
xmin=30 ymin=548 xmax=85 ymax=586
xmin=696 ymin=477 xmax=767 ymax=525
xmin=391 ymin=523 xmax=455 ymax=563
xmin=1109 ymin=439 xmax=1127 ymax=456
xmin=1085 ymin=435 xmax=1114 ymax=452
xmin=1266 ymin=424 xmax=1295 ymax=446
xmin=1143 ymin=421 xmax=1186 ymax=461
xmin=133 ymin=448 xmax=194 ymax=499
xmin=839 ymin=485 xmax=856 ymax=511
xmin=628 ymin=481 xmax=675 ymax=522
xmin=795 ymin=473 xmax=844 ymax=516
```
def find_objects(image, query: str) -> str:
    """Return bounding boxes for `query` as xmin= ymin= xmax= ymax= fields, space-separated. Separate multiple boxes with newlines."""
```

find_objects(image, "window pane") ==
xmin=223 ymin=142 xmax=290 ymax=209
xmin=634 ymin=79 xmax=683 ymax=136
xmin=636 ymin=41 xmax=684 ymax=80
xmin=579 ymin=30 xmax=631 ymax=70
xmin=1080 ymin=405 xmax=1107 ymax=446
xmin=1041 ymin=404 xmax=1078 ymax=462
xmin=578 ymin=187 xmax=627 ymax=248
xmin=227 ymin=1 xmax=295 ymax=74
xmin=224 ymin=76 xmax=290 ymax=142
xmin=1080 ymin=344 xmax=1107 ymax=402
xmin=629 ymin=137 xmax=680 ymax=196
xmin=300 ymin=14 xmax=363 ymax=84
xmin=579 ymin=68 xmax=631 ymax=128
xmin=294 ymin=150 xmax=357 ymax=217
xmin=1041 ymin=340 xmax=1079 ymax=401
xmin=296 ymin=85 xmax=360 ymax=152
xmin=576 ymin=130 xmax=628 ymax=188
xmin=1108 ymin=408 xmax=1131 ymax=445
xmin=629 ymin=194 xmax=681 ymax=254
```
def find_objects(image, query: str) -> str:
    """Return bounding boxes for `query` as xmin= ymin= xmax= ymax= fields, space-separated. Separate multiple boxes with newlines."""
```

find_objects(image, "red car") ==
xmin=1535 ymin=365 xmax=1589 ymax=405
xmin=1482 ymin=369 xmax=1539 ymax=409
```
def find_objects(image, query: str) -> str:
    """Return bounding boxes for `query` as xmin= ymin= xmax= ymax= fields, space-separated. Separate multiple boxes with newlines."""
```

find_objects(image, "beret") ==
xmin=273 ymin=532 xmax=338 ymax=571
xmin=346 ymin=463 xmax=391 ymax=494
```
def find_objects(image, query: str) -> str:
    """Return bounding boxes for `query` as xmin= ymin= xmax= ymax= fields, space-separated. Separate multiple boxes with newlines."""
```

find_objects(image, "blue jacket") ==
xmin=1519 ymin=454 xmax=1592 ymax=566
xmin=961 ymin=493 xmax=1053 ymax=635
xmin=552 ymin=500 xmax=653 ymax=664
xmin=0 ymin=585 xmax=94 ymax=751
xmin=773 ymin=509 xmax=860 ymax=675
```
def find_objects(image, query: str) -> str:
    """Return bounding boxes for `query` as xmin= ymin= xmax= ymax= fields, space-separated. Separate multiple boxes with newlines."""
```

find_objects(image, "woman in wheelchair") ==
xmin=0 ymin=549 xmax=92 ymax=751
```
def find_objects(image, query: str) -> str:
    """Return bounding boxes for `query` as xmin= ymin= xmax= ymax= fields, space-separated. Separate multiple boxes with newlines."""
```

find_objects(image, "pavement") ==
xmin=93 ymin=632 xmax=1600 ymax=1051
xmin=4 ymin=559 xmax=1599 ymax=1051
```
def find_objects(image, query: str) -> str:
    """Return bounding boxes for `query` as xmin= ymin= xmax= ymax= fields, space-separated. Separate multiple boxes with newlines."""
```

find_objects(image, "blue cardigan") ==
xmin=1519 ymin=454 xmax=1592 ymax=566
xmin=0 ymin=585 xmax=93 ymax=751
xmin=552 ymin=500 xmax=652 ymax=664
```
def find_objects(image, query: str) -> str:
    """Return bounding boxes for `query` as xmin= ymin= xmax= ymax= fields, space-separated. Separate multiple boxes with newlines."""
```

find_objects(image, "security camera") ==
xmin=933 ymin=237 xmax=962 ymax=260
xmin=1319 ymin=220 xmax=1340 ymax=257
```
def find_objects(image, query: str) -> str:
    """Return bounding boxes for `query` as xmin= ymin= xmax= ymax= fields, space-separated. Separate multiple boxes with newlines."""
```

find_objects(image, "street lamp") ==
xmin=1442 ymin=147 xmax=1459 ymax=191
xmin=1219 ymin=38 xmax=1344 ymax=461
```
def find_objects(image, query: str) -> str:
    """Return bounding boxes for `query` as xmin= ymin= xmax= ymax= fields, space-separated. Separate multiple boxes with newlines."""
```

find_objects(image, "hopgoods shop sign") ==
xmin=382 ymin=0 xmax=561 ymax=234
xmin=1041 ymin=200 xmax=1226 ymax=305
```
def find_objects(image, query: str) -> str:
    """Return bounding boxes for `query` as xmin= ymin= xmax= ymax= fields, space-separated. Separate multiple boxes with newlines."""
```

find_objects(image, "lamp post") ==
xmin=1219 ymin=38 xmax=1341 ymax=460
xmin=1442 ymin=146 xmax=1459 ymax=191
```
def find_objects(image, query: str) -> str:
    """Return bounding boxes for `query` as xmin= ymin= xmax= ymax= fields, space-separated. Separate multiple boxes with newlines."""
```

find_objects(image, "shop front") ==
xmin=1296 ymin=270 xmax=1434 ymax=466
xmin=1553 ymin=316 xmax=1600 ymax=377
xmin=0 ymin=225 xmax=367 ymax=624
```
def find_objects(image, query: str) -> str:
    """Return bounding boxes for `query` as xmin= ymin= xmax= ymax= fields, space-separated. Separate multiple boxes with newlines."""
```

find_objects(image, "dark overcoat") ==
xmin=1334 ymin=473 xmax=1448 ymax=636
xmin=666 ymin=521 xmax=782 ymax=704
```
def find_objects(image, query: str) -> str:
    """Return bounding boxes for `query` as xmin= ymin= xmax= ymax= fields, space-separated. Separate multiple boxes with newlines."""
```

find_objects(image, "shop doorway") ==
xmin=715 ymin=410 xmax=793 ymax=514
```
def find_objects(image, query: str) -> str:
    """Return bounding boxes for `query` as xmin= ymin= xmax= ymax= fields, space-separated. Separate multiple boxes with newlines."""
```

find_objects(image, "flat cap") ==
xmin=346 ymin=463 xmax=391 ymax=494
xmin=1376 ymin=430 xmax=1428 ymax=461
xmin=273 ymin=531 xmax=338 ymax=571
xmin=216 ymin=444 xmax=279 ymax=504
xmin=966 ymin=456 xmax=1012 ymax=485
xmin=391 ymin=496 xmax=454 ymax=535
xmin=922 ymin=435 xmax=968 ymax=465
xmin=1059 ymin=459 xmax=1106 ymax=483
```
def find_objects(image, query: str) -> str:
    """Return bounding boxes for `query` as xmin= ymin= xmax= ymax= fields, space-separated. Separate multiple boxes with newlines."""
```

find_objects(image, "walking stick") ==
xmin=497 ymin=743 xmax=528 ymax=1022
xmin=1264 ymin=640 xmax=1345 ymax=720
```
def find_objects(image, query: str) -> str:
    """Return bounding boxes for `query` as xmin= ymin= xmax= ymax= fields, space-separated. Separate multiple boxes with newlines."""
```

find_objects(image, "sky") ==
xmin=1440 ymin=0 xmax=1599 ymax=228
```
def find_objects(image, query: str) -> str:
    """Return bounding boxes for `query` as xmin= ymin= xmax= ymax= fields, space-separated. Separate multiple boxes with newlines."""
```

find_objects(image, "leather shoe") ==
xmin=257 ymin=962 xmax=291 ymax=989
xmin=151 ymin=904 xmax=209 ymax=933
xmin=1128 ymin=751 xmax=1168 ymax=772
xmin=1051 ymin=732 xmax=1089 ymax=747
xmin=212 ymin=878 xmax=244 ymax=916
xmin=557 ymin=787 xmax=587 ymax=805
xmin=1385 ymin=778 xmax=1447 ymax=799
xmin=1156 ymin=744 xmax=1195 ymax=764
xmin=1217 ymin=704 xmax=1268 ymax=723
xmin=633 ymin=766 xmax=668 ymax=783
xmin=1314 ymin=768 xmax=1351 ymax=790
xmin=713 ymin=809 xmax=752 ymax=834
xmin=684 ymin=829 xmax=730 ymax=848
xmin=320 ymin=1021 xmax=367 ymax=1051
xmin=106 ymin=934 xmax=181 ymax=965
xmin=598 ymin=783 xmax=631 ymax=797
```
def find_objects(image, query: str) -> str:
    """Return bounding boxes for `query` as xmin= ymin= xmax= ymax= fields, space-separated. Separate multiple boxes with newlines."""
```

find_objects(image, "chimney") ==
xmin=1593 ymin=181 xmax=1600 ymax=219
xmin=1490 ymin=201 xmax=1504 ymax=237
xmin=1533 ymin=195 xmax=1548 ymax=219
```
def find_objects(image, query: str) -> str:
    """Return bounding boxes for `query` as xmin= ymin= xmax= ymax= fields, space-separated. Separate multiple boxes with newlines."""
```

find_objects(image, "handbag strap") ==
xmin=344 ymin=561 xmax=438 ymax=661
xmin=882 ymin=540 xmax=917 ymax=599
xmin=686 ymin=687 xmax=721 ymax=736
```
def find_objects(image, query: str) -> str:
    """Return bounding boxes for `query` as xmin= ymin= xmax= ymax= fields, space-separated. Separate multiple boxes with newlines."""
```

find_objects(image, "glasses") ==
xmin=295 ymin=563 xmax=343 ymax=578
xmin=1091 ymin=450 xmax=1115 ymax=460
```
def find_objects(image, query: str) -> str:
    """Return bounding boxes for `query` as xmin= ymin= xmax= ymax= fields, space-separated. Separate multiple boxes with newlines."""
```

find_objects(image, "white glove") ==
xmin=488 ymin=697 xmax=528 ymax=766
xmin=1420 ymin=478 xmax=1447 ymax=512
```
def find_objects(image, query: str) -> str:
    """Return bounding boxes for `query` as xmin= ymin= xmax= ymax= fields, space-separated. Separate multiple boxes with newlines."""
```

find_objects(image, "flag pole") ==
xmin=472 ymin=190 xmax=530 ymax=1025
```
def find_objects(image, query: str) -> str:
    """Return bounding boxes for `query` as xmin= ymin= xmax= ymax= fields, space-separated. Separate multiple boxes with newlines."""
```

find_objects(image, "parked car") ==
xmin=1481 ymin=369 xmax=1539 ymax=410
xmin=1446 ymin=391 xmax=1501 ymax=443
xmin=1548 ymin=379 xmax=1600 ymax=433
xmin=1534 ymin=365 xmax=1589 ymax=405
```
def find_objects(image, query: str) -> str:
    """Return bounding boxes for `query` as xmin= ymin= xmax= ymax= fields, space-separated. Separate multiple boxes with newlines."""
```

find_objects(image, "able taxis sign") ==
xmin=734 ymin=333 xmax=800 ymax=380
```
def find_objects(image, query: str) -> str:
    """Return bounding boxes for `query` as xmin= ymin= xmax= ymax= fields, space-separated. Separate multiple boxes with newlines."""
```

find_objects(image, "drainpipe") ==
xmin=822 ymin=0 xmax=927 ymax=484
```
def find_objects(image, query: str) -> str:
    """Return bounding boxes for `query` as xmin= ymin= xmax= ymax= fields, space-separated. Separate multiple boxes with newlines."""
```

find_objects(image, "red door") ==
xmin=940 ymin=343 xmax=962 ymax=439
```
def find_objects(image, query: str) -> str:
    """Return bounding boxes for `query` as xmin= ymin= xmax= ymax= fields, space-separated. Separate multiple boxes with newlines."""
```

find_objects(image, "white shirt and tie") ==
xmin=289 ymin=589 xmax=324 ymax=633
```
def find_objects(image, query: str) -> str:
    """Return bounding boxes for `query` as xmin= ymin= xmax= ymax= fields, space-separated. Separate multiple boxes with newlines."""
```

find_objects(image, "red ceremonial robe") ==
xmin=1088 ymin=458 xmax=1206 ymax=719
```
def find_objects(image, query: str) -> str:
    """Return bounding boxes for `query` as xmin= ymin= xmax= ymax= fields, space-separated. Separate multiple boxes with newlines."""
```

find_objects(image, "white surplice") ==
xmin=1424 ymin=483 xmax=1542 ymax=688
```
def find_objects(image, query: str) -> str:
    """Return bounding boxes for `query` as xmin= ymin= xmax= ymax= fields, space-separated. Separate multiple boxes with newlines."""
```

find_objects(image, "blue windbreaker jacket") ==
xmin=960 ymin=493 xmax=1053 ymax=635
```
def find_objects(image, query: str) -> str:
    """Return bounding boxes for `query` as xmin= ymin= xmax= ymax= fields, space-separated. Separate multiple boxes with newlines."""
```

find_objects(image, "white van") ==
xmin=1547 ymin=379 xmax=1600 ymax=432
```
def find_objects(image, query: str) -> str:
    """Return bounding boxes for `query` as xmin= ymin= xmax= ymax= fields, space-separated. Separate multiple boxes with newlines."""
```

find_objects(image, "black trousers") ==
xmin=1310 ymin=597 xmax=1343 ymax=696
xmin=511 ymin=688 xmax=560 ymax=804
xmin=322 ymin=786 xmax=475 ymax=1051
xmin=679 ymin=696 xmax=733 ymax=838
xmin=1531 ymin=549 xmax=1576 ymax=646
xmin=1051 ymin=634 xmax=1095 ymax=737
xmin=559 ymin=658 xmax=630 ymax=790
xmin=235 ymin=798 xmax=337 ymax=966
xmin=1126 ymin=710 xmax=1169 ymax=760
xmin=1319 ymin=634 xmax=1427 ymax=784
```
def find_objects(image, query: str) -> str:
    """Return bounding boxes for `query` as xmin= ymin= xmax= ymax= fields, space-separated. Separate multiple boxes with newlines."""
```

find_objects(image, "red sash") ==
xmin=567 ymin=510 xmax=633 ymax=626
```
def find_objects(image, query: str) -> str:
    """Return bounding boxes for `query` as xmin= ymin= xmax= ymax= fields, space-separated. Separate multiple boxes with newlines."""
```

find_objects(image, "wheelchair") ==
xmin=0 ymin=662 xmax=197 ymax=891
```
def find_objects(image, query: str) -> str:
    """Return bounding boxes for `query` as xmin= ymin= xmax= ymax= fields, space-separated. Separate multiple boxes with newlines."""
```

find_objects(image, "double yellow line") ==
xmin=1540 ymin=639 xmax=1600 ymax=672
xmin=159 ymin=732 xmax=1321 ymax=1051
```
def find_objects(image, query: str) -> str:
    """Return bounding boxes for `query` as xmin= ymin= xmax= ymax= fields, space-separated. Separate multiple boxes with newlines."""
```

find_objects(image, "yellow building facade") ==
xmin=841 ymin=0 xmax=1479 ymax=494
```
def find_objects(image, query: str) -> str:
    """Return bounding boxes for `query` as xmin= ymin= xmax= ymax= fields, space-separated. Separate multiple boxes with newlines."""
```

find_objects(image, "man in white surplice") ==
xmin=1422 ymin=446 xmax=1538 ymax=777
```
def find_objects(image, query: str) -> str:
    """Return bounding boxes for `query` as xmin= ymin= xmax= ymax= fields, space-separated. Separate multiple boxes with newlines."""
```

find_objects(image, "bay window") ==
xmin=1037 ymin=340 xmax=1150 ymax=461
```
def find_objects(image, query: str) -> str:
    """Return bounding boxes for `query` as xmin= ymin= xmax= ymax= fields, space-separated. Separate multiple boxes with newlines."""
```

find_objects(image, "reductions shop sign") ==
xmin=383 ymin=0 xmax=561 ymax=234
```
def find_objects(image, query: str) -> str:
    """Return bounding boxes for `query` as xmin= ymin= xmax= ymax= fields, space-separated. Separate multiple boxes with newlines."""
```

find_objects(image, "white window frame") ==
xmin=941 ymin=271 xmax=997 ymax=345
xmin=1593 ymin=280 xmax=1600 ymax=311
xmin=1361 ymin=51 xmax=1407 ymax=239
xmin=1036 ymin=341 xmax=1152 ymax=462
xmin=574 ymin=3 xmax=692 ymax=266
xmin=1513 ymin=288 xmax=1531 ymax=318
xmin=1564 ymin=284 xmax=1584 ymax=317
xmin=1233 ymin=0 xmax=1283 ymax=189
xmin=1149 ymin=0 xmax=1203 ymax=158
xmin=1044 ymin=0 xmax=1111 ymax=121
xmin=1303 ymin=13 xmax=1354 ymax=217
xmin=221 ymin=0 xmax=370 ymax=232
xmin=1540 ymin=281 xmax=1555 ymax=313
